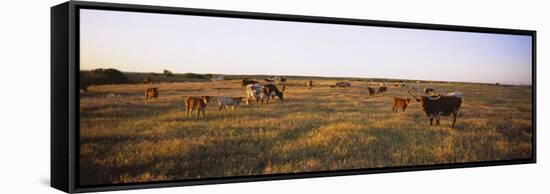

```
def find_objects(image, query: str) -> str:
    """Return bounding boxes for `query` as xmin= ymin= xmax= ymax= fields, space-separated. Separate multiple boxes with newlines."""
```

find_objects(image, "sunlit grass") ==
xmin=79 ymin=79 xmax=532 ymax=185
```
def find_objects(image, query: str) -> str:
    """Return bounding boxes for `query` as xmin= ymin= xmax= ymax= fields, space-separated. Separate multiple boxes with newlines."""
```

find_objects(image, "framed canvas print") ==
xmin=51 ymin=1 xmax=536 ymax=193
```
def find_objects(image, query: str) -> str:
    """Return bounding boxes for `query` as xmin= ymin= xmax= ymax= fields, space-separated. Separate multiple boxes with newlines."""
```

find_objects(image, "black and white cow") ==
xmin=245 ymin=83 xmax=283 ymax=104
xmin=409 ymin=90 xmax=463 ymax=128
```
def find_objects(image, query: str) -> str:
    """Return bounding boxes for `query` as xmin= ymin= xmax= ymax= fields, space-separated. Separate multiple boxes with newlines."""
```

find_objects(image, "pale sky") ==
xmin=80 ymin=9 xmax=533 ymax=85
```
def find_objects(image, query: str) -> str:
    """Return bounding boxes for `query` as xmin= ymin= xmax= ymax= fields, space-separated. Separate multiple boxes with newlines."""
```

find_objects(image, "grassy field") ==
xmin=79 ymin=77 xmax=533 ymax=186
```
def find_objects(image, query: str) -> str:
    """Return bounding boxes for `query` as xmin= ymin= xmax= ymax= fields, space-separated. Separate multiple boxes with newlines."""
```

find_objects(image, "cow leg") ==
xmin=392 ymin=105 xmax=396 ymax=112
xmin=218 ymin=106 xmax=222 ymax=112
xmin=429 ymin=116 xmax=433 ymax=125
xmin=436 ymin=114 xmax=440 ymax=125
xmin=402 ymin=104 xmax=407 ymax=112
xmin=452 ymin=112 xmax=457 ymax=128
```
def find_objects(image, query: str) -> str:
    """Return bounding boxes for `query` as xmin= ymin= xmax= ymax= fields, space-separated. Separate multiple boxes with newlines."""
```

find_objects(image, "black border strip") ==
xmin=68 ymin=1 xmax=536 ymax=193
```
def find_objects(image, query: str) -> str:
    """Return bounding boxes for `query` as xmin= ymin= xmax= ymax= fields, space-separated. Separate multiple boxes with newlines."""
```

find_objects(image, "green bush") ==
xmin=163 ymin=70 xmax=174 ymax=77
xmin=179 ymin=73 xmax=212 ymax=79
xmin=80 ymin=68 xmax=129 ymax=91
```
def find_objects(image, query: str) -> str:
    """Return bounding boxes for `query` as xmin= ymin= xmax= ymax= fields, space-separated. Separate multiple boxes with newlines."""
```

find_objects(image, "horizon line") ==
xmin=80 ymin=68 xmax=533 ymax=86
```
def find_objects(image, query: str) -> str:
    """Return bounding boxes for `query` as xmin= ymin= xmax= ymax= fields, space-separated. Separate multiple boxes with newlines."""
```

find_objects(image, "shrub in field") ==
xmin=80 ymin=68 xmax=129 ymax=91
xmin=163 ymin=70 xmax=174 ymax=77
xmin=179 ymin=73 xmax=212 ymax=79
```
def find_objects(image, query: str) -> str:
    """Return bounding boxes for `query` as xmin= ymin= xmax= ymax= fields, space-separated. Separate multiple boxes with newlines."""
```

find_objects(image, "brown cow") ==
xmin=392 ymin=97 xmax=412 ymax=112
xmin=335 ymin=82 xmax=351 ymax=88
xmin=145 ymin=87 xmax=158 ymax=100
xmin=279 ymin=77 xmax=287 ymax=91
xmin=377 ymin=86 xmax=388 ymax=94
xmin=306 ymin=80 xmax=313 ymax=89
xmin=184 ymin=96 xmax=213 ymax=118
xmin=367 ymin=87 xmax=376 ymax=96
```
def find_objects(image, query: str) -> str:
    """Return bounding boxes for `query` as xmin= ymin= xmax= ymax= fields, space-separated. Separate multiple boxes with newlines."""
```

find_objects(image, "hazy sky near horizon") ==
xmin=80 ymin=9 xmax=533 ymax=84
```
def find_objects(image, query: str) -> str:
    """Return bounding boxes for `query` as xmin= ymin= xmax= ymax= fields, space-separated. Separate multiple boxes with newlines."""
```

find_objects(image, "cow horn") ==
xmin=429 ymin=94 xmax=442 ymax=100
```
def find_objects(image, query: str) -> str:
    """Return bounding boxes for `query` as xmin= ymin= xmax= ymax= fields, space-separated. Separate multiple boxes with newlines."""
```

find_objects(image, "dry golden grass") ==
xmin=79 ymin=78 xmax=532 ymax=185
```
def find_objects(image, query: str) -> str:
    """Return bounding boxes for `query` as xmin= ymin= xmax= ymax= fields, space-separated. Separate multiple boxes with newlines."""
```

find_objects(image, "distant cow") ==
xmin=424 ymin=88 xmax=435 ymax=94
xmin=143 ymin=78 xmax=152 ymax=84
xmin=217 ymin=97 xmax=243 ymax=111
xmin=242 ymin=78 xmax=258 ymax=88
xmin=279 ymin=77 xmax=287 ymax=91
xmin=145 ymin=87 xmax=158 ymax=100
xmin=184 ymin=96 xmax=213 ymax=118
xmin=367 ymin=87 xmax=376 ymax=95
xmin=335 ymin=82 xmax=351 ymax=88
xmin=80 ymin=82 xmax=90 ymax=92
xmin=264 ymin=78 xmax=275 ymax=82
xmin=263 ymin=83 xmax=284 ymax=102
xmin=306 ymin=80 xmax=313 ymax=89
xmin=377 ymin=86 xmax=388 ymax=94
xmin=409 ymin=90 xmax=463 ymax=128
xmin=392 ymin=97 xmax=412 ymax=112
xmin=395 ymin=83 xmax=407 ymax=88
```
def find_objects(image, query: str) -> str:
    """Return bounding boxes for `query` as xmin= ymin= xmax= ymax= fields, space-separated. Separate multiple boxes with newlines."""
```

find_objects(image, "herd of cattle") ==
xmin=142 ymin=78 xmax=464 ymax=128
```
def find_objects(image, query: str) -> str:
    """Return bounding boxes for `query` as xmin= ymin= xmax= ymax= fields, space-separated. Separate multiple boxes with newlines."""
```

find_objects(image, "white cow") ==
xmin=217 ymin=96 xmax=243 ymax=111
xmin=245 ymin=83 xmax=268 ymax=104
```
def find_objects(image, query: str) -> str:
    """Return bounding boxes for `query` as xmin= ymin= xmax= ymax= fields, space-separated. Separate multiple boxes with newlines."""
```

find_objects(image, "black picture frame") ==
xmin=51 ymin=1 xmax=537 ymax=193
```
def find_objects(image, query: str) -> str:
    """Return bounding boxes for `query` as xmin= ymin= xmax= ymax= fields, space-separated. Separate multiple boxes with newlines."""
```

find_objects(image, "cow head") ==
xmin=234 ymin=97 xmax=243 ymax=105
xmin=201 ymin=96 xmax=212 ymax=104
